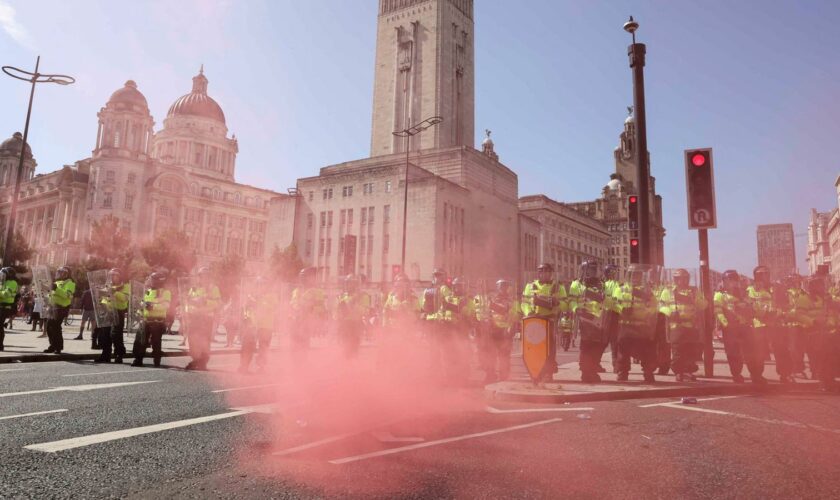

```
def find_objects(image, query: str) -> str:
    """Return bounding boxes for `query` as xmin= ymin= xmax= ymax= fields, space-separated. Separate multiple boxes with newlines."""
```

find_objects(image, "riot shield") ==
xmin=522 ymin=316 xmax=554 ymax=384
xmin=87 ymin=270 xmax=115 ymax=329
xmin=617 ymin=266 xmax=659 ymax=341
xmin=127 ymin=280 xmax=145 ymax=335
xmin=177 ymin=276 xmax=198 ymax=338
xmin=666 ymin=288 xmax=704 ymax=344
xmin=31 ymin=265 xmax=55 ymax=320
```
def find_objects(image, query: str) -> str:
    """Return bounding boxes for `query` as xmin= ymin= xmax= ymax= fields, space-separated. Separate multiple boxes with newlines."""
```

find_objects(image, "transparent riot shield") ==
xmin=31 ymin=265 xmax=55 ymax=320
xmin=616 ymin=266 xmax=659 ymax=341
xmin=177 ymin=276 xmax=198 ymax=338
xmin=127 ymin=280 xmax=145 ymax=335
xmin=87 ymin=269 xmax=115 ymax=329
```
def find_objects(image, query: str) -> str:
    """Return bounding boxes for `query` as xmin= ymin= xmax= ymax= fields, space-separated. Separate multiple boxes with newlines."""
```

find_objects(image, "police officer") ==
xmin=133 ymin=272 xmax=170 ymax=367
xmin=521 ymin=263 xmax=566 ymax=381
xmin=475 ymin=279 xmax=520 ymax=383
xmin=335 ymin=274 xmax=371 ymax=358
xmin=185 ymin=267 xmax=222 ymax=370
xmin=382 ymin=274 xmax=420 ymax=332
xmin=747 ymin=266 xmax=792 ymax=383
xmin=798 ymin=276 xmax=830 ymax=381
xmin=569 ymin=261 xmax=610 ymax=383
xmin=289 ymin=267 xmax=326 ymax=353
xmin=784 ymin=274 xmax=810 ymax=378
xmin=44 ymin=266 xmax=75 ymax=354
xmin=813 ymin=276 xmax=840 ymax=391
xmin=613 ymin=265 xmax=659 ymax=382
xmin=715 ymin=270 xmax=765 ymax=384
xmin=652 ymin=270 xmax=672 ymax=375
xmin=97 ymin=269 xmax=131 ymax=364
xmin=658 ymin=268 xmax=707 ymax=381
xmin=0 ymin=267 xmax=18 ymax=351
xmin=603 ymin=264 xmax=622 ymax=372
xmin=240 ymin=276 xmax=277 ymax=373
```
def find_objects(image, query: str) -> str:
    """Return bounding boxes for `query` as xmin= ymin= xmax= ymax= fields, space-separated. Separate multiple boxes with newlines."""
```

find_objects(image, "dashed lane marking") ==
xmin=211 ymin=383 xmax=282 ymax=393
xmin=0 ymin=380 xmax=160 ymax=398
xmin=24 ymin=409 xmax=250 ymax=453
xmin=651 ymin=403 xmax=840 ymax=435
xmin=639 ymin=396 xmax=742 ymax=408
xmin=328 ymin=418 xmax=564 ymax=465
xmin=0 ymin=409 xmax=68 ymax=421
xmin=486 ymin=406 xmax=594 ymax=414
xmin=273 ymin=433 xmax=358 ymax=457
xmin=63 ymin=369 xmax=156 ymax=377
xmin=0 ymin=368 xmax=31 ymax=372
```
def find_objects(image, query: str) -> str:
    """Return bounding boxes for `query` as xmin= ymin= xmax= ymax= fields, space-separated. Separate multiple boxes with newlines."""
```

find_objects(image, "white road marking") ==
xmin=654 ymin=403 xmax=840 ymax=435
xmin=212 ymin=383 xmax=281 ymax=393
xmin=0 ymin=380 xmax=160 ymax=398
xmin=25 ymin=410 xmax=250 ymax=453
xmin=0 ymin=409 xmax=68 ymax=421
xmin=273 ymin=433 xmax=357 ymax=457
xmin=485 ymin=406 xmax=594 ymax=414
xmin=0 ymin=368 xmax=31 ymax=372
xmin=63 ymin=369 xmax=156 ymax=377
xmin=371 ymin=431 xmax=425 ymax=443
xmin=639 ymin=396 xmax=742 ymax=408
xmin=329 ymin=418 xmax=564 ymax=465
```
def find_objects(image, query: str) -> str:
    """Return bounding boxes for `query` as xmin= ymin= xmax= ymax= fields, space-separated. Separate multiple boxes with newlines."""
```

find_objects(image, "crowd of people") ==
xmin=1 ymin=261 xmax=838 ymax=392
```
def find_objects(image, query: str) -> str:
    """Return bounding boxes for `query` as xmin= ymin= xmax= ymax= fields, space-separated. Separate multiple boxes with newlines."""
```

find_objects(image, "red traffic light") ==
xmin=629 ymin=196 xmax=638 ymax=204
xmin=630 ymin=239 xmax=639 ymax=247
xmin=691 ymin=153 xmax=706 ymax=167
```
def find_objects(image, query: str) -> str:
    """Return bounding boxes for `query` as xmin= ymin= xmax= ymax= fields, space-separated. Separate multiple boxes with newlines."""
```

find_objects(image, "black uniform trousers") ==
xmin=187 ymin=314 xmax=213 ymax=368
xmin=46 ymin=306 xmax=70 ymax=352
xmin=99 ymin=310 xmax=127 ymax=361
xmin=767 ymin=326 xmax=792 ymax=379
xmin=479 ymin=323 xmax=513 ymax=382
xmin=134 ymin=320 xmax=165 ymax=366
xmin=721 ymin=324 xmax=763 ymax=379
xmin=616 ymin=335 xmax=658 ymax=376
xmin=240 ymin=326 xmax=271 ymax=369
xmin=579 ymin=323 xmax=607 ymax=379
xmin=669 ymin=326 xmax=702 ymax=375
xmin=816 ymin=334 xmax=840 ymax=387
xmin=0 ymin=305 xmax=10 ymax=349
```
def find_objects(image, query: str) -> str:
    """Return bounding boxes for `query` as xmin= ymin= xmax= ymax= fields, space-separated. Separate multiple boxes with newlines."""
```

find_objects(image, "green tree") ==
xmin=85 ymin=215 xmax=135 ymax=270
xmin=1 ymin=231 xmax=34 ymax=273
xmin=269 ymin=243 xmax=304 ymax=283
xmin=210 ymin=254 xmax=245 ymax=301
xmin=140 ymin=228 xmax=197 ymax=274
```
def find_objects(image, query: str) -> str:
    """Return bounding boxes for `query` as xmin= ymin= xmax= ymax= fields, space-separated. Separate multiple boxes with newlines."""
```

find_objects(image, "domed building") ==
xmin=0 ymin=69 xmax=286 ymax=269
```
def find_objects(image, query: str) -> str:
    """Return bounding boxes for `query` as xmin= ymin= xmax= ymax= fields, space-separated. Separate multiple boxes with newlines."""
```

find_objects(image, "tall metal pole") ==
xmin=3 ymin=57 xmax=40 ymax=265
xmin=401 ymin=133 xmax=410 ymax=271
xmin=625 ymin=17 xmax=652 ymax=265
xmin=2 ymin=57 xmax=74 ymax=266
xmin=698 ymin=228 xmax=714 ymax=377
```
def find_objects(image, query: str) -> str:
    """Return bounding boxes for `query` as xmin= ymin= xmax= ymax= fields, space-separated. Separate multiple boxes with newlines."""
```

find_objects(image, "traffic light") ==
xmin=630 ymin=237 xmax=640 ymax=263
xmin=684 ymin=148 xmax=717 ymax=229
xmin=628 ymin=195 xmax=639 ymax=231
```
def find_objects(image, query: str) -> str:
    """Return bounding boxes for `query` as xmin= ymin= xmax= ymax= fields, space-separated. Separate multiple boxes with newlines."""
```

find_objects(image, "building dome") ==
xmin=166 ymin=68 xmax=226 ymax=124
xmin=605 ymin=174 xmax=623 ymax=192
xmin=107 ymin=80 xmax=148 ymax=110
xmin=0 ymin=132 xmax=32 ymax=158
xmin=624 ymin=114 xmax=634 ymax=125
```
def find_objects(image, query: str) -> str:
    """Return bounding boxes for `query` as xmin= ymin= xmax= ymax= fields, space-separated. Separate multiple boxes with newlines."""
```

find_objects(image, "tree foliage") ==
xmin=269 ymin=243 xmax=304 ymax=283
xmin=1 ymin=231 xmax=34 ymax=273
xmin=210 ymin=254 xmax=245 ymax=301
xmin=85 ymin=215 xmax=135 ymax=271
xmin=140 ymin=228 xmax=197 ymax=274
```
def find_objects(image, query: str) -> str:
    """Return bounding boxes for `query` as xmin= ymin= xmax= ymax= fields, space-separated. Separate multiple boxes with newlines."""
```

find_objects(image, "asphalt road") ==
xmin=2 ymin=349 xmax=840 ymax=499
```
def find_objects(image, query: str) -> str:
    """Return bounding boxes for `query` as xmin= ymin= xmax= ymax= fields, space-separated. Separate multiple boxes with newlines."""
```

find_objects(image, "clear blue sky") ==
xmin=2 ymin=0 xmax=839 ymax=275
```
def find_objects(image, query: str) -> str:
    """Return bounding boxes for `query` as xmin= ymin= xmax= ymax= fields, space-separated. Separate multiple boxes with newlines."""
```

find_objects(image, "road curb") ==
xmin=484 ymin=381 xmax=822 ymax=404
xmin=0 ymin=349 xmax=241 ymax=364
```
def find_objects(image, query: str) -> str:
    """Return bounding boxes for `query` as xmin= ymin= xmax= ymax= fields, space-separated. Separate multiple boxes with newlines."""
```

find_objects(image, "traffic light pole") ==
xmin=698 ymin=228 xmax=714 ymax=377
xmin=628 ymin=42 xmax=652 ymax=266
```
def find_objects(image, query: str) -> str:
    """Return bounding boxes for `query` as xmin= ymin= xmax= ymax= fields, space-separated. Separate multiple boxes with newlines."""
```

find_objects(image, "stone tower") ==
xmin=370 ymin=0 xmax=475 ymax=156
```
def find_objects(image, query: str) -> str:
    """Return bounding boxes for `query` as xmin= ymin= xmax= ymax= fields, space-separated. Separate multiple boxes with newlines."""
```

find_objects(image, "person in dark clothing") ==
xmin=75 ymin=289 xmax=97 ymax=347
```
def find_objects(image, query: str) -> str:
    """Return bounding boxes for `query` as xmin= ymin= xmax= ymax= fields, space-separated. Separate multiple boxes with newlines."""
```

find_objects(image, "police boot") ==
xmin=616 ymin=372 xmax=629 ymax=382
xmin=643 ymin=372 xmax=656 ymax=383
xmin=581 ymin=372 xmax=601 ymax=383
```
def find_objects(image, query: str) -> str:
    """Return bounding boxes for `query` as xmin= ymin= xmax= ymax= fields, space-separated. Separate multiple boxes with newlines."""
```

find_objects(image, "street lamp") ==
xmin=623 ymin=16 xmax=652 ymax=265
xmin=392 ymin=116 xmax=443 ymax=275
xmin=1 ymin=56 xmax=75 ymax=266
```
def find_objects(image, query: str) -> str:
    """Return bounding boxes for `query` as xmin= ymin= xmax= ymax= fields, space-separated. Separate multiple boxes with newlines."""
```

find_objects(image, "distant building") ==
xmin=756 ymin=223 xmax=797 ymax=281
xmin=806 ymin=208 xmax=833 ymax=276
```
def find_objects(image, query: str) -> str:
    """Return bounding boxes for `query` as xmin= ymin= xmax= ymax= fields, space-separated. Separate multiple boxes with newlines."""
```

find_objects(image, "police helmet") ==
xmin=56 ymin=266 xmax=71 ymax=280
xmin=753 ymin=266 xmax=770 ymax=280
xmin=603 ymin=264 xmax=618 ymax=280
xmin=673 ymin=268 xmax=690 ymax=286
xmin=452 ymin=277 xmax=466 ymax=295
xmin=537 ymin=263 xmax=554 ymax=273
xmin=722 ymin=270 xmax=740 ymax=283
xmin=150 ymin=272 xmax=167 ymax=288
xmin=580 ymin=260 xmax=598 ymax=279
xmin=432 ymin=268 xmax=446 ymax=278
xmin=495 ymin=279 xmax=512 ymax=294
xmin=1 ymin=267 xmax=16 ymax=281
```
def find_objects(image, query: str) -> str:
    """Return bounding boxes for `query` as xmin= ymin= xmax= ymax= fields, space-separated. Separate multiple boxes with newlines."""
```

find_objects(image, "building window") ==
xmin=205 ymin=227 xmax=222 ymax=254
xmin=319 ymin=238 xmax=325 ymax=256
xmin=327 ymin=211 xmax=333 ymax=227
xmin=124 ymin=194 xmax=134 ymax=210
xmin=385 ymin=180 xmax=392 ymax=193
xmin=340 ymin=209 xmax=346 ymax=225
xmin=227 ymin=231 xmax=244 ymax=256
xmin=103 ymin=192 xmax=113 ymax=208
xmin=361 ymin=207 xmax=367 ymax=226
xmin=363 ymin=183 xmax=373 ymax=195
xmin=320 ymin=211 xmax=326 ymax=228
xmin=306 ymin=239 xmax=312 ymax=256
xmin=368 ymin=206 xmax=374 ymax=225
xmin=347 ymin=209 xmax=354 ymax=226
xmin=105 ymin=170 xmax=115 ymax=183
xmin=342 ymin=185 xmax=354 ymax=197
xmin=308 ymin=191 xmax=314 ymax=201
xmin=326 ymin=238 xmax=332 ymax=256
xmin=368 ymin=235 xmax=373 ymax=255
xmin=323 ymin=188 xmax=334 ymax=200
xmin=127 ymin=173 xmax=136 ymax=184
xmin=248 ymin=233 xmax=264 ymax=258
xmin=113 ymin=130 xmax=121 ymax=148
xmin=307 ymin=213 xmax=313 ymax=229
xmin=383 ymin=234 xmax=389 ymax=254
xmin=383 ymin=204 xmax=391 ymax=223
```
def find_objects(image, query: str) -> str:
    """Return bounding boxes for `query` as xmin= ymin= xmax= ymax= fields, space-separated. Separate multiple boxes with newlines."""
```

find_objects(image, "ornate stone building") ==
xmin=566 ymin=110 xmax=666 ymax=274
xmin=0 ymin=69 xmax=285 ymax=270
xmin=806 ymin=207 xmax=833 ymax=276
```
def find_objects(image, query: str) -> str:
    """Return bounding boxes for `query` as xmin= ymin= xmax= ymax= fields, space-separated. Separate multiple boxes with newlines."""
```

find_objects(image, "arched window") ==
xmin=184 ymin=223 xmax=199 ymax=249
xmin=205 ymin=227 xmax=222 ymax=254
xmin=247 ymin=232 xmax=264 ymax=259
xmin=227 ymin=231 xmax=243 ymax=256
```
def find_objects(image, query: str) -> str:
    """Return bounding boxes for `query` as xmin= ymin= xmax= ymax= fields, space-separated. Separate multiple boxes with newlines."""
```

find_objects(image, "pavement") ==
xmin=2 ymin=350 xmax=840 ymax=499
xmin=489 ymin=339 xmax=824 ymax=404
